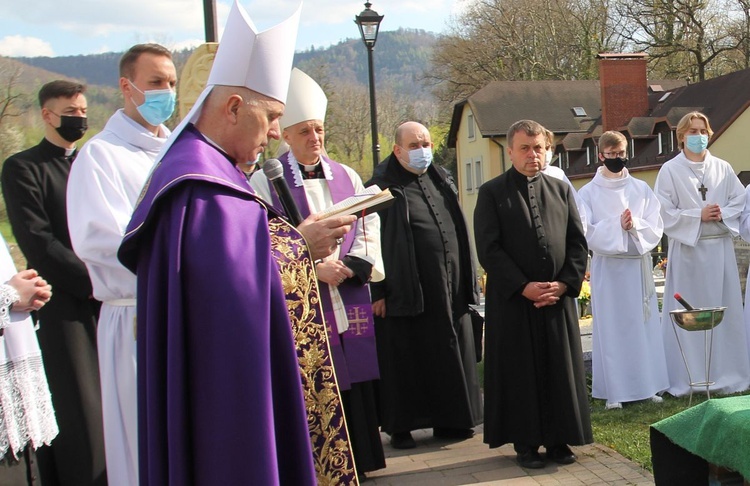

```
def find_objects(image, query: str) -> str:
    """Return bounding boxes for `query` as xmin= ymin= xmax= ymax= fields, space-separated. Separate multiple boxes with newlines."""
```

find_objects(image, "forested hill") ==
xmin=294 ymin=28 xmax=436 ymax=98
xmin=16 ymin=28 xmax=437 ymax=99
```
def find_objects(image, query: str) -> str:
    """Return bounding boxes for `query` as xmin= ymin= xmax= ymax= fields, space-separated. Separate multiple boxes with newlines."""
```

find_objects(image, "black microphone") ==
xmin=262 ymin=158 xmax=303 ymax=226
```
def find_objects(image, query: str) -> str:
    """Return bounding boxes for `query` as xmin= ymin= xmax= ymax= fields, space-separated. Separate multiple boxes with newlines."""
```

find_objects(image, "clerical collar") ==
xmin=286 ymin=151 xmax=333 ymax=186
xmin=298 ymin=161 xmax=324 ymax=179
xmin=42 ymin=137 xmax=76 ymax=158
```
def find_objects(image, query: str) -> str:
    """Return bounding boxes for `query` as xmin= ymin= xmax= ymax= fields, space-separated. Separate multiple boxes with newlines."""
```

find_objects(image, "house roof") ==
xmin=448 ymin=78 xmax=686 ymax=148
xmin=650 ymin=68 xmax=750 ymax=141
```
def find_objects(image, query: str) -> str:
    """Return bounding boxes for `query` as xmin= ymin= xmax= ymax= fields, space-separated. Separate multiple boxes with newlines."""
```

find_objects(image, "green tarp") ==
xmin=652 ymin=396 xmax=750 ymax=479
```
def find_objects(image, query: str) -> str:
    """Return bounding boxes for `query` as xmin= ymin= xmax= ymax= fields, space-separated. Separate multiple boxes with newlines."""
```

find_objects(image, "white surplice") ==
xmin=736 ymin=184 xmax=750 ymax=356
xmin=0 ymin=236 xmax=58 ymax=462
xmin=579 ymin=167 xmax=669 ymax=403
xmin=654 ymin=150 xmax=750 ymax=396
xmin=250 ymin=153 xmax=384 ymax=333
xmin=66 ymin=110 xmax=170 ymax=486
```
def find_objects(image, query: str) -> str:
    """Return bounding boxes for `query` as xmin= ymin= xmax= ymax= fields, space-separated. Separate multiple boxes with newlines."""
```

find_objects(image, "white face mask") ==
xmin=545 ymin=150 xmax=553 ymax=165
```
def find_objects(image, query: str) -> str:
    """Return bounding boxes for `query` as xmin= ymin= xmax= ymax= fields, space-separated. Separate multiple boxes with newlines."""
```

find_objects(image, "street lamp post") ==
xmin=202 ymin=0 xmax=218 ymax=42
xmin=355 ymin=2 xmax=384 ymax=170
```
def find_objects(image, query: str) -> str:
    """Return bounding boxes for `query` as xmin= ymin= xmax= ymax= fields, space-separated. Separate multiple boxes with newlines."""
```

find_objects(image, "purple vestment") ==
xmin=118 ymin=125 xmax=355 ymax=485
xmin=272 ymin=152 xmax=379 ymax=389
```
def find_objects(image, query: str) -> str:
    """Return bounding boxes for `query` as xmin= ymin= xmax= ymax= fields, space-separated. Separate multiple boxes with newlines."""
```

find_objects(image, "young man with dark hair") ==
xmin=1 ymin=79 xmax=107 ymax=485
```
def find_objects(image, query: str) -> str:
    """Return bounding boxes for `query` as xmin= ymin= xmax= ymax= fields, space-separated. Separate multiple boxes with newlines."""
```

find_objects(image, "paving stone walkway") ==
xmin=366 ymin=426 xmax=654 ymax=485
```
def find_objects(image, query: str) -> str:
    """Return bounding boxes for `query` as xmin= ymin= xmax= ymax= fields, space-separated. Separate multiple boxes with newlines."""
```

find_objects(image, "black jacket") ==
xmin=366 ymin=153 xmax=479 ymax=316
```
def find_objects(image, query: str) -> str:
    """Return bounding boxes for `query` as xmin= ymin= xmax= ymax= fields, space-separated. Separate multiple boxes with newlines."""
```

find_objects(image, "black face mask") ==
xmin=56 ymin=115 xmax=88 ymax=143
xmin=603 ymin=156 xmax=626 ymax=173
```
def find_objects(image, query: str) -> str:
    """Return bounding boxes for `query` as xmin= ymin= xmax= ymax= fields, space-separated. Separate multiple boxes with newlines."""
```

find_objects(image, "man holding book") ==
xmin=117 ymin=5 xmax=358 ymax=483
xmin=249 ymin=68 xmax=386 ymax=479
xmin=367 ymin=121 xmax=483 ymax=449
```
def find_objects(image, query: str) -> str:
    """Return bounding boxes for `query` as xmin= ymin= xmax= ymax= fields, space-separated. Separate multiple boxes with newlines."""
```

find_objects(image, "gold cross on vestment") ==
xmin=347 ymin=307 xmax=369 ymax=335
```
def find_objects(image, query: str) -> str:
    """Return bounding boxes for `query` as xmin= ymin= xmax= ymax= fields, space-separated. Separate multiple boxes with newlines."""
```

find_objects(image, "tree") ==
xmin=325 ymin=82 xmax=372 ymax=176
xmin=617 ymin=0 xmax=745 ymax=81
xmin=0 ymin=58 xmax=27 ymax=163
xmin=722 ymin=0 xmax=750 ymax=71
xmin=427 ymin=0 xmax=627 ymax=104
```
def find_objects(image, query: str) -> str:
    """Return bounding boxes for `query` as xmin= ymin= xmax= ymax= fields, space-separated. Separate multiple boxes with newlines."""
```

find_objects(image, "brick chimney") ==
xmin=598 ymin=53 xmax=648 ymax=131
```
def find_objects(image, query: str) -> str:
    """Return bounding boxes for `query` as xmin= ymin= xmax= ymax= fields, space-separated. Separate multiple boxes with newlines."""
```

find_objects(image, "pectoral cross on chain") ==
xmin=347 ymin=307 xmax=369 ymax=335
xmin=698 ymin=184 xmax=708 ymax=201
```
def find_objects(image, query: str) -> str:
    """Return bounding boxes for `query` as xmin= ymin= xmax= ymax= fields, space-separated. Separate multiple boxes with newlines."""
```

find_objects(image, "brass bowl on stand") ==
xmin=668 ymin=306 xmax=726 ymax=405
xmin=669 ymin=307 xmax=726 ymax=332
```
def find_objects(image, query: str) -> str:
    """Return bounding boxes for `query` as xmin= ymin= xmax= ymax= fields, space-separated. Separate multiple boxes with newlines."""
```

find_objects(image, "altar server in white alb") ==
xmin=578 ymin=130 xmax=669 ymax=409
xmin=66 ymin=43 xmax=177 ymax=486
xmin=654 ymin=111 xmax=750 ymax=397
xmin=737 ymin=155 xmax=750 ymax=356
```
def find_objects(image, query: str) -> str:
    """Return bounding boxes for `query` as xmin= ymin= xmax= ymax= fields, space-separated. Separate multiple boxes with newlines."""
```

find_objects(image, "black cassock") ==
xmin=474 ymin=167 xmax=592 ymax=449
xmin=369 ymin=155 xmax=482 ymax=434
xmin=2 ymin=139 xmax=107 ymax=485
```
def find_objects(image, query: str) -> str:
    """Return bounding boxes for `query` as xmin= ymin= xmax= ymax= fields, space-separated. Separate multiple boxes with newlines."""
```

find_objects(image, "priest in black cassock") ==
xmin=367 ymin=121 xmax=483 ymax=450
xmin=1 ymin=80 xmax=106 ymax=485
xmin=474 ymin=119 xmax=592 ymax=469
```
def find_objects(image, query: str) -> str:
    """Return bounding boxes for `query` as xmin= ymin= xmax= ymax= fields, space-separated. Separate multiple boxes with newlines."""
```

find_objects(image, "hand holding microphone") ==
xmin=263 ymin=158 xmax=355 ymax=260
xmin=262 ymin=158 xmax=304 ymax=226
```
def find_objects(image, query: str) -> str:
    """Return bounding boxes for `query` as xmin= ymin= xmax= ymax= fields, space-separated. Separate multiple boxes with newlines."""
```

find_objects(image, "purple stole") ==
xmin=272 ymin=152 xmax=380 ymax=390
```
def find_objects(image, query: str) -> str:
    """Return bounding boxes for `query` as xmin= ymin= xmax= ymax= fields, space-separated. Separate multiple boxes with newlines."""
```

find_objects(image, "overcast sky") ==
xmin=0 ymin=0 xmax=468 ymax=57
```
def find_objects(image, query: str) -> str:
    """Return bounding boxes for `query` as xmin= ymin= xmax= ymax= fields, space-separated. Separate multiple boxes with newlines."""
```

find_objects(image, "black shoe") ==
xmin=516 ymin=449 xmax=545 ymax=469
xmin=433 ymin=427 xmax=475 ymax=439
xmin=546 ymin=444 xmax=577 ymax=465
xmin=390 ymin=431 xmax=416 ymax=449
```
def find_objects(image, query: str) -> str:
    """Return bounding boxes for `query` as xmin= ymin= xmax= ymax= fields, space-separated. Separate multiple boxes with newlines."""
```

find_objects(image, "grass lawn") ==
xmin=0 ymin=220 xmax=14 ymax=244
xmin=590 ymin=389 xmax=750 ymax=472
xmin=591 ymin=391 xmax=702 ymax=472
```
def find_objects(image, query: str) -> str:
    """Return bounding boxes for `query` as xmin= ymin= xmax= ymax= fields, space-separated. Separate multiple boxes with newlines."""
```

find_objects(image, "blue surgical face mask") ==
xmin=406 ymin=146 xmax=433 ymax=171
xmin=129 ymin=80 xmax=176 ymax=126
xmin=685 ymin=134 xmax=709 ymax=154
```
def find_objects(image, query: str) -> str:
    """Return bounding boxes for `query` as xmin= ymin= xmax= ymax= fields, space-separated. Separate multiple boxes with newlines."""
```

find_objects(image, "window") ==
xmin=474 ymin=157 xmax=483 ymax=189
xmin=467 ymin=113 xmax=476 ymax=140
xmin=630 ymin=142 xmax=635 ymax=159
xmin=658 ymin=132 xmax=671 ymax=155
xmin=560 ymin=151 xmax=569 ymax=170
xmin=465 ymin=161 xmax=474 ymax=193
xmin=572 ymin=107 xmax=587 ymax=117
xmin=586 ymin=146 xmax=592 ymax=165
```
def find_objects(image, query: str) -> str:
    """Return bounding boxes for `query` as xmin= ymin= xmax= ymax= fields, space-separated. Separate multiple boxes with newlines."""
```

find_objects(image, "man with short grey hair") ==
xmin=118 ymin=4 xmax=357 ymax=484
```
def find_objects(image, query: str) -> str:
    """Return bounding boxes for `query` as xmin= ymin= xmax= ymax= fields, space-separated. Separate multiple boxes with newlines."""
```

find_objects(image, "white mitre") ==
xmin=159 ymin=0 xmax=302 ymax=159
xmin=281 ymin=68 xmax=328 ymax=129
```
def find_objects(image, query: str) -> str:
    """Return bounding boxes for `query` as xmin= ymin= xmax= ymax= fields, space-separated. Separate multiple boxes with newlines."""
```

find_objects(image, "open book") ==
xmin=318 ymin=185 xmax=394 ymax=219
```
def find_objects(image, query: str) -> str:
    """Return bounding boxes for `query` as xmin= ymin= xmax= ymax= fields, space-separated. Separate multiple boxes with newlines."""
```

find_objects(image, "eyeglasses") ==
xmin=602 ymin=151 xmax=626 ymax=158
